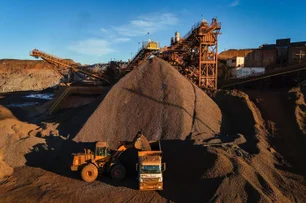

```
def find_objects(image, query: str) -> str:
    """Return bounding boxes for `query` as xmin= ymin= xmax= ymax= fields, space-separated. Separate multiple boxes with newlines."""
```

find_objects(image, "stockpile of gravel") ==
xmin=0 ymin=106 xmax=45 ymax=178
xmin=74 ymin=57 xmax=222 ymax=148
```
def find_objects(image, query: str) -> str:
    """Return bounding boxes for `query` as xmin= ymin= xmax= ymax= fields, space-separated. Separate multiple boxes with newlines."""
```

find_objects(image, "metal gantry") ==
xmin=161 ymin=18 xmax=221 ymax=89
xmin=121 ymin=18 xmax=221 ymax=89
xmin=198 ymin=18 xmax=221 ymax=89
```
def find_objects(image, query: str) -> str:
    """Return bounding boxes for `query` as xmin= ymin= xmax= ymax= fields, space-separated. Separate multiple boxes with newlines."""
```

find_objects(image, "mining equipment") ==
xmin=160 ymin=18 xmax=221 ymax=89
xmin=30 ymin=49 xmax=113 ymax=86
xmin=125 ymin=18 xmax=221 ymax=90
xmin=125 ymin=40 xmax=161 ymax=72
xmin=30 ymin=49 xmax=121 ymax=115
xmin=70 ymin=131 xmax=166 ymax=190
xmin=136 ymin=138 xmax=165 ymax=190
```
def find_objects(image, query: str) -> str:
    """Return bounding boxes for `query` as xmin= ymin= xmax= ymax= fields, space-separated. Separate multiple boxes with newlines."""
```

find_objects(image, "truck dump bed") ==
xmin=138 ymin=141 xmax=161 ymax=155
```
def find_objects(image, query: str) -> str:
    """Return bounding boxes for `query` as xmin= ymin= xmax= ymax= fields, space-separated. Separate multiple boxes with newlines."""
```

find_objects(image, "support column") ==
xmin=197 ymin=19 xmax=220 ymax=89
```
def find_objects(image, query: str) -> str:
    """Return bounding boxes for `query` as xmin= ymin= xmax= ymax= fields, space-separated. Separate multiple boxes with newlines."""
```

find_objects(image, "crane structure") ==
xmin=160 ymin=18 xmax=221 ymax=89
xmin=30 ymin=49 xmax=111 ymax=85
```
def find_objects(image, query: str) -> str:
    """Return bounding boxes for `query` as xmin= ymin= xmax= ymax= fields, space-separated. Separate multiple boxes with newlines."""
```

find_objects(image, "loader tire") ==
xmin=81 ymin=163 xmax=98 ymax=182
xmin=111 ymin=164 xmax=126 ymax=181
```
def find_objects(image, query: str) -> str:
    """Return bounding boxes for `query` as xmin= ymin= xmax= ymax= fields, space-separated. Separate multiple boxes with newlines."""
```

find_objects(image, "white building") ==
xmin=231 ymin=67 xmax=265 ymax=78
xmin=226 ymin=57 xmax=245 ymax=68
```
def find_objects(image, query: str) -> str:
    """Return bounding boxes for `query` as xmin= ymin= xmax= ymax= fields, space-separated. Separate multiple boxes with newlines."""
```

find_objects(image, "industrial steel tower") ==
xmin=161 ymin=18 xmax=221 ymax=89
xmin=196 ymin=18 xmax=221 ymax=89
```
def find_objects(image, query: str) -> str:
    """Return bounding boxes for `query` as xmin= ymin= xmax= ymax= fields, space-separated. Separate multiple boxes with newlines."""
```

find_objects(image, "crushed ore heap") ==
xmin=74 ymin=57 xmax=221 ymax=148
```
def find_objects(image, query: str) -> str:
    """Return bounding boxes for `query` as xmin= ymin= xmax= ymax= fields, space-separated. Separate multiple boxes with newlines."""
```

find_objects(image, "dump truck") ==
xmin=136 ymin=140 xmax=166 ymax=190
xmin=71 ymin=132 xmax=152 ymax=182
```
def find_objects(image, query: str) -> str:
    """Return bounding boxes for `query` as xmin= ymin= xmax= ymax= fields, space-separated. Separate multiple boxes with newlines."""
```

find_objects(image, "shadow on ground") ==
xmin=215 ymin=91 xmax=260 ymax=154
xmin=24 ymin=137 xmax=221 ymax=202
xmin=1 ymin=86 xmax=111 ymax=141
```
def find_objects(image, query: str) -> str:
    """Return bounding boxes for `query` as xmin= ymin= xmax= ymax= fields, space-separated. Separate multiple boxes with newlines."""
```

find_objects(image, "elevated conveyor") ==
xmin=125 ymin=41 xmax=160 ymax=72
xmin=30 ymin=49 xmax=111 ymax=84
xmin=47 ymin=86 xmax=109 ymax=115
xmin=30 ymin=49 xmax=113 ymax=115
xmin=220 ymin=62 xmax=306 ymax=88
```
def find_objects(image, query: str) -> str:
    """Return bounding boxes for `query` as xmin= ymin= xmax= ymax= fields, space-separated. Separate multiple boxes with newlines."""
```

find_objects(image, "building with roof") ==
xmin=244 ymin=38 xmax=306 ymax=68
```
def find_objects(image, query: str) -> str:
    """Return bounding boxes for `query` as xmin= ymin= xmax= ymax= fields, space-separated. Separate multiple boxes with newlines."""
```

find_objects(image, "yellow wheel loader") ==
xmin=70 ymin=131 xmax=151 ymax=182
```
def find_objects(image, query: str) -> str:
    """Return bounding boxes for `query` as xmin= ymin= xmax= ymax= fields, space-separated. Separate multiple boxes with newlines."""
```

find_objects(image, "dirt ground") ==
xmin=0 ymin=59 xmax=61 ymax=92
xmin=0 ymin=58 xmax=306 ymax=202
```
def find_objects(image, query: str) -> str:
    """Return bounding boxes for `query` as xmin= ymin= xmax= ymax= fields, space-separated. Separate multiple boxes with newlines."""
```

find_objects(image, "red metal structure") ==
xmin=161 ymin=18 xmax=221 ymax=89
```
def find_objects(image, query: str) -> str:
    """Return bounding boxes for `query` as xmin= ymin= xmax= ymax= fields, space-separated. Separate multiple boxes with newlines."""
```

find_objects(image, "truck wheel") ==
xmin=111 ymin=164 xmax=126 ymax=181
xmin=81 ymin=163 xmax=98 ymax=182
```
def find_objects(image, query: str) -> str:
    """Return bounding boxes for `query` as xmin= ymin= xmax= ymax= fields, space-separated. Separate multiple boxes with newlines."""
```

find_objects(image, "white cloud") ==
xmin=112 ymin=12 xmax=178 ymax=37
xmin=68 ymin=38 xmax=115 ymax=56
xmin=68 ymin=12 xmax=177 ymax=56
xmin=230 ymin=0 xmax=239 ymax=7
xmin=113 ymin=38 xmax=131 ymax=43
xmin=100 ymin=28 xmax=109 ymax=33
xmin=68 ymin=37 xmax=131 ymax=56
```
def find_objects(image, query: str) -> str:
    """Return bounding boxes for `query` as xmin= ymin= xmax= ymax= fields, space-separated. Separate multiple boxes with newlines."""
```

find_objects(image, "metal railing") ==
xmin=183 ymin=20 xmax=202 ymax=39
xmin=182 ymin=19 xmax=221 ymax=40
xmin=129 ymin=41 xmax=161 ymax=64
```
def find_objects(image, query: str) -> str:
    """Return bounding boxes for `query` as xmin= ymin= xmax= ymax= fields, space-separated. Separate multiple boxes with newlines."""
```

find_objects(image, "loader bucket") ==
xmin=134 ymin=134 xmax=151 ymax=151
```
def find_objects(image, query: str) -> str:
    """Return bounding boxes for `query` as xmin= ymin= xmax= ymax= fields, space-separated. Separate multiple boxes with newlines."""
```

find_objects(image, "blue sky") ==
xmin=0 ymin=0 xmax=305 ymax=64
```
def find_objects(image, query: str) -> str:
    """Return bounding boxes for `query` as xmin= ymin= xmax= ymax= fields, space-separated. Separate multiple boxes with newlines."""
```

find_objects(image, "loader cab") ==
xmin=95 ymin=142 xmax=111 ymax=158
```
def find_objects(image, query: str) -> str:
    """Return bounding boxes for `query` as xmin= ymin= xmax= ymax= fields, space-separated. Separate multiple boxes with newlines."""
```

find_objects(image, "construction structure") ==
xmin=125 ymin=40 xmax=160 ymax=72
xmin=46 ymin=86 xmax=109 ymax=115
xmin=124 ymin=18 xmax=221 ymax=90
xmin=161 ymin=18 xmax=221 ymax=89
xmin=30 ymin=49 xmax=111 ymax=85
xmin=30 ymin=49 xmax=113 ymax=115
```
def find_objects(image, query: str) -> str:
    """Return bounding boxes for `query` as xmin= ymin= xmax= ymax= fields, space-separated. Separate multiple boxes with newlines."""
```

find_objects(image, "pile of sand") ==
xmin=208 ymin=90 xmax=306 ymax=202
xmin=0 ymin=105 xmax=45 ymax=178
xmin=289 ymin=87 xmax=306 ymax=135
xmin=74 ymin=57 xmax=222 ymax=148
